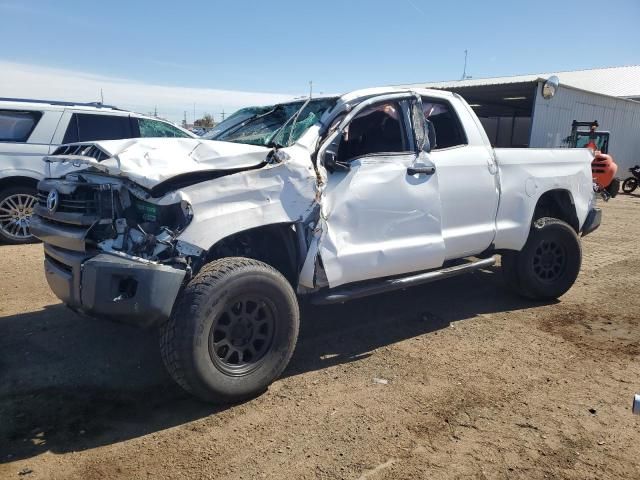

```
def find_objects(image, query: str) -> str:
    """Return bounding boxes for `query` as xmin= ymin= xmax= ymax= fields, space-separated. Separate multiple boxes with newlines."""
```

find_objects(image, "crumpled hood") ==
xmin=46 ymin=138 xmax=271 ymax=189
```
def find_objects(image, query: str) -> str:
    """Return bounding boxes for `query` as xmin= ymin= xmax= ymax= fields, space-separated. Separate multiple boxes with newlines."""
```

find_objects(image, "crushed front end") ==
xmin=32 ymin=172 xmax=201 ymax=327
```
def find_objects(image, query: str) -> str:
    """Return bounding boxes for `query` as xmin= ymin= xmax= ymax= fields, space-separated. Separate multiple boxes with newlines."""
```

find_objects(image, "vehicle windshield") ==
xmin=203 ymin=98 xmax=337 ymax=147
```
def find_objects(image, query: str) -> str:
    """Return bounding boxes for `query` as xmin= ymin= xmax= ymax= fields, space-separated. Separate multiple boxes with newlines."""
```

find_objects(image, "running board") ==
xmin=310 ymin=256 xmax=496 ymax=305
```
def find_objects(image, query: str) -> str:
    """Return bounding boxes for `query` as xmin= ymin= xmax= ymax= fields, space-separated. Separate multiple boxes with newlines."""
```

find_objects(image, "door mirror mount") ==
xmin=324 ymin=151 xmax=350 ymax=173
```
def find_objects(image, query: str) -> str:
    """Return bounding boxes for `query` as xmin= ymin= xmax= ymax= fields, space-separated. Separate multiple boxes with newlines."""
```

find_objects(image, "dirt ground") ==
xmin=1 ymin=194 xmax=639 ymax=480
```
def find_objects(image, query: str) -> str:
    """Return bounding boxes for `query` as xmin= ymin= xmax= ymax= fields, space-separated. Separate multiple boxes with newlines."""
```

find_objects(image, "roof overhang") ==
xmin=432 ymin=81 xmax=539 ymax=117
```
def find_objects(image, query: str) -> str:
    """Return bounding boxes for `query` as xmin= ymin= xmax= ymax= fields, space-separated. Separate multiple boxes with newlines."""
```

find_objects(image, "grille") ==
xmin=37 ymin=185 xmax=114 ymax=217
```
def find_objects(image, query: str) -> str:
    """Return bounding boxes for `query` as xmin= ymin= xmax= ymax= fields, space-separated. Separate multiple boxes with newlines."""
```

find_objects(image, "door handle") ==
xmin=407 ymin=166 xmax=436 ymax=176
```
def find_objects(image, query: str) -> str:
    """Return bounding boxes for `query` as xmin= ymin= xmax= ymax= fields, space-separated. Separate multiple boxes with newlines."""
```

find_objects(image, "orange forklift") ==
xmin=566 ymin=120 xmax=619 ymax=199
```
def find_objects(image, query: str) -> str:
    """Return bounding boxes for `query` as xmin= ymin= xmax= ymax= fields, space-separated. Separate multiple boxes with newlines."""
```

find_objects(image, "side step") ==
xmin=310 ymin=256 xmax=496 ymax=305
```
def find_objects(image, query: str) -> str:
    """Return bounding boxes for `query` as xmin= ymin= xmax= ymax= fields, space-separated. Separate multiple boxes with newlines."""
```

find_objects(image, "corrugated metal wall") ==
xmin=530 ymin=83 xmax=640 ymax=171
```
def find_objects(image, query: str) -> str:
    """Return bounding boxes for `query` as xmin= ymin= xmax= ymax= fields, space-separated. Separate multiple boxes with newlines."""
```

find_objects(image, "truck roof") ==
xmin=338 ymin=86 xmax=457 ymax=105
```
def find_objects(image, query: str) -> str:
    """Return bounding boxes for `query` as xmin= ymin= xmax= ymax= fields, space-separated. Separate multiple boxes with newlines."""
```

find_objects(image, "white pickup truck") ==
xmin=31 ymin=87 xmax=601 ymax=403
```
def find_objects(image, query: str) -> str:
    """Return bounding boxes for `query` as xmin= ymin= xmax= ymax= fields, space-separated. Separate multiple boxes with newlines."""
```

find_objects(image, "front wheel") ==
xmin=0 ymin=185 xmax=38 ymax=244
xmin=502 ymin=217 xmax=582 ymax=300
xmin=622 ymin=177 xmax=638 ymax=194
xmin=159 ymin=257 xmax=299 ymax=403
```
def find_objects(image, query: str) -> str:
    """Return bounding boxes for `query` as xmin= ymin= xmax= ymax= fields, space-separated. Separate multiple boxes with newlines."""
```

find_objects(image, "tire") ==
xmin=0 ymin=185 xmax=39 ymax=245
xmin=502 ymin=217 xmax=582 ymax=300
xmin=159 ymin=257 xmax=299 ymax=403
xmin=606 ymin=178 xmax=620 ymax=198
xmin=622 ymin=177 xmax=638 ymax=194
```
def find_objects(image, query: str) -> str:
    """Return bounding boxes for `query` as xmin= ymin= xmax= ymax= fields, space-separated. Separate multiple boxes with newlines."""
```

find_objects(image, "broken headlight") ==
xmin=126 ymin=198 xmax=193 ymax=234
xmin=104 ymin=197 xmax=194 ymax=260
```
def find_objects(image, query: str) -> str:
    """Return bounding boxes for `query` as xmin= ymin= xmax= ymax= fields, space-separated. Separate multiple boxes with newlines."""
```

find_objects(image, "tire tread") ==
xmin=159 ymin=257 xmax=298 ymax=402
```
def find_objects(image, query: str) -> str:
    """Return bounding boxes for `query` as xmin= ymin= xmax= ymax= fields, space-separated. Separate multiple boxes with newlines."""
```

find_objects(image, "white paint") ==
xmin=177 ymin=145 xmax=317 ymax=250
xmin=430 ymin=145 xmax=499 ymax=260
xmin=318 ymin=152 xmax=445 ymax=287
xmin=48 ymin=138 xmax=272 ymax=190
xmin=492 ymin=147 xmax=593 ymax=251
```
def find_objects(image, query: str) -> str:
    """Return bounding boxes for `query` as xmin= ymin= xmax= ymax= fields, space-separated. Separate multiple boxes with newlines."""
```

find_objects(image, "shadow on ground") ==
xmin=0 ymin=266 xmax=547 ymax=461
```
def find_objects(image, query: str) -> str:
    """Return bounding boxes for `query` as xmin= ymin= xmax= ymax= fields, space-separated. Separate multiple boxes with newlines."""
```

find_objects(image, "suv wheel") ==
xmin=502 ymin=217 xmax=582 ymax=300
xmin=0 ymin=186 xmax=38 ymax=244
xmin=160 ymin=257 xmax=299 ymax=403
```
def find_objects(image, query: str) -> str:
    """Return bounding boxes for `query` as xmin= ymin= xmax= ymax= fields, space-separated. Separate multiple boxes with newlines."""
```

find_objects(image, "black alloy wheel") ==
xmin=209 ymin=295 xmax=276 ymax=376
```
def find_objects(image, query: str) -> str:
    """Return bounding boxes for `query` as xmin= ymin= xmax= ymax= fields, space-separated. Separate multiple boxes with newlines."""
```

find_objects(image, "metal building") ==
xmin=406 ymin=66 xmax=640 ymax=171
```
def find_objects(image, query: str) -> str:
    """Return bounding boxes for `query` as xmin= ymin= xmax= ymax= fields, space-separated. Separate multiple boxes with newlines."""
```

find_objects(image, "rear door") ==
xmin=422 ymin=97 xmax=500 ymax=259
xmin=317 ymin=94 xmax=445 ymax=288
xmin=0 ymin=107 xmax=59 ymax=176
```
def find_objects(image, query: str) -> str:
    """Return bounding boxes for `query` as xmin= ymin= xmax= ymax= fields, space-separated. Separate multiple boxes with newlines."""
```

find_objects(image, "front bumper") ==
xmin=581 ymin=207 xmax=602 ymax=237
xmin=44 ymin=244 xmax=186 ymax=327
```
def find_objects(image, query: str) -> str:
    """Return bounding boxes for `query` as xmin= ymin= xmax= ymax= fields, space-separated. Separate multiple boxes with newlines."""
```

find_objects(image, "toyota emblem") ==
xmin=47 ymin=189 xmax=59 ymax=213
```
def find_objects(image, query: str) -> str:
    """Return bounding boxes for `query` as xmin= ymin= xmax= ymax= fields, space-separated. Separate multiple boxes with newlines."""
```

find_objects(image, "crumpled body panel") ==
xmin=176 ymin=145 xmax=318 ymax=250
xmin=48 ymin=138 xmax=271 ymax=190
xmin=316 ymin=154 xmax=446 ymax=289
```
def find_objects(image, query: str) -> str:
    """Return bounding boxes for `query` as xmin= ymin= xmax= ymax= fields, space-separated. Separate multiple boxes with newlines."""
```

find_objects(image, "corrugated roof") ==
xmin=403 ymin=65 xmax=640 ymax=98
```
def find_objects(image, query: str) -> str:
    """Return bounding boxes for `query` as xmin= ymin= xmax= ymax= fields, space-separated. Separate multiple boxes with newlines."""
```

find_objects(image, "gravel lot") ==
xmin=1 ymin=193 xmax=639 ymax=479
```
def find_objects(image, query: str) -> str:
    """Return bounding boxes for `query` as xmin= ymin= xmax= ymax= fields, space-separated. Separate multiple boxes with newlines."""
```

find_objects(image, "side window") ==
xmin=420 ymin=98 xmax=467 ymax=150
xmin=72 ymin=113 xmax=133 ymax=142
xmin=62 ymin=113 xmax=79 ymax=143
xmin=338 ymin=102 xmax=408 ymax=162
xmin=137 ymin=118 xmax=191 ymax=138
xmin=0 ymin=110 xmax=43 ymax=142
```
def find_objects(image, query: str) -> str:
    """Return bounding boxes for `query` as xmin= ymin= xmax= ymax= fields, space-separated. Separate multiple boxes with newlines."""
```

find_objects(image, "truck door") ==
xmin=421 ymin=97 xmax=499 ymax=259
xmin=316 ymin=94 xmax=446 ymax=288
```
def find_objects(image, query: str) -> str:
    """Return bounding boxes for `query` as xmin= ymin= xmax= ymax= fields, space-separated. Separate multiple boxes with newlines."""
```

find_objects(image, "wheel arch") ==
xmin=532 ymin=189 xmax=579 ymax=233
xmin=0 ymin=175 xmax=40 ymax=192
xmin=205 ymin=222 xmax=303 ymax=286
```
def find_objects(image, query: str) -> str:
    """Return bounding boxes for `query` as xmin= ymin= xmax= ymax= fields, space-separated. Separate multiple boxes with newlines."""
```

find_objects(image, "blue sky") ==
xmin=1 ymin=0 xmax=639 ymax=121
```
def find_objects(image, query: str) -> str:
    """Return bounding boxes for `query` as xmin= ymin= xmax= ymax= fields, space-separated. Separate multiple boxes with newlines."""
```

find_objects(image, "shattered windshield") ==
xmin=204 ymin=98 xmax=336 ymax=147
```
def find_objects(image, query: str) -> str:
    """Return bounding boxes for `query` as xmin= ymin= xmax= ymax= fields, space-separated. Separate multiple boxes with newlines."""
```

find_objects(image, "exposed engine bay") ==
xmin=35 ymin=171 xmax=201 ymax=270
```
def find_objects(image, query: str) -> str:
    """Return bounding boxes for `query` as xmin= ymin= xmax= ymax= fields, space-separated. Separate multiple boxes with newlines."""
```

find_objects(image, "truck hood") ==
xmin=46 ymin=138 xmax=272 ymax=190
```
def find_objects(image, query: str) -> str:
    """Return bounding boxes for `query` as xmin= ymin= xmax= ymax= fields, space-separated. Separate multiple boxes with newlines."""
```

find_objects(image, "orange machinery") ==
xmin=567 ymin=120 xmax=619 ymax=199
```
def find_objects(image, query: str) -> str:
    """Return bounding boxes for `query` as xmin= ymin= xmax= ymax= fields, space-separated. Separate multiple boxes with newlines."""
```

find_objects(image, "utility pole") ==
xmin=183 ymin=111 xmax=188 ymax=127
xmin=309 ymin=80 xmax=313 ymax=98
xmin=193 ymin=103 xmax=196 ymax=124
xmin=100 ymin=88 xmax=104 ymax=104
xmin=461 ymin=50 xmax=472 ymax=80
xmin=153 ymin=105 xmax=158 ymax=117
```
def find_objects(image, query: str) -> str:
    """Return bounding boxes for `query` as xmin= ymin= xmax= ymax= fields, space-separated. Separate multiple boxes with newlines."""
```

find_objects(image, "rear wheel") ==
xmin=622 ymin=177 xmax=638 ymax=194
xmin=502 ymin=217 xmax=581 ymax=300
xmin=0 ymin=186 xmax=38 ymax=244
xmin=160 ymin=257 xmax=299 ymax=403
